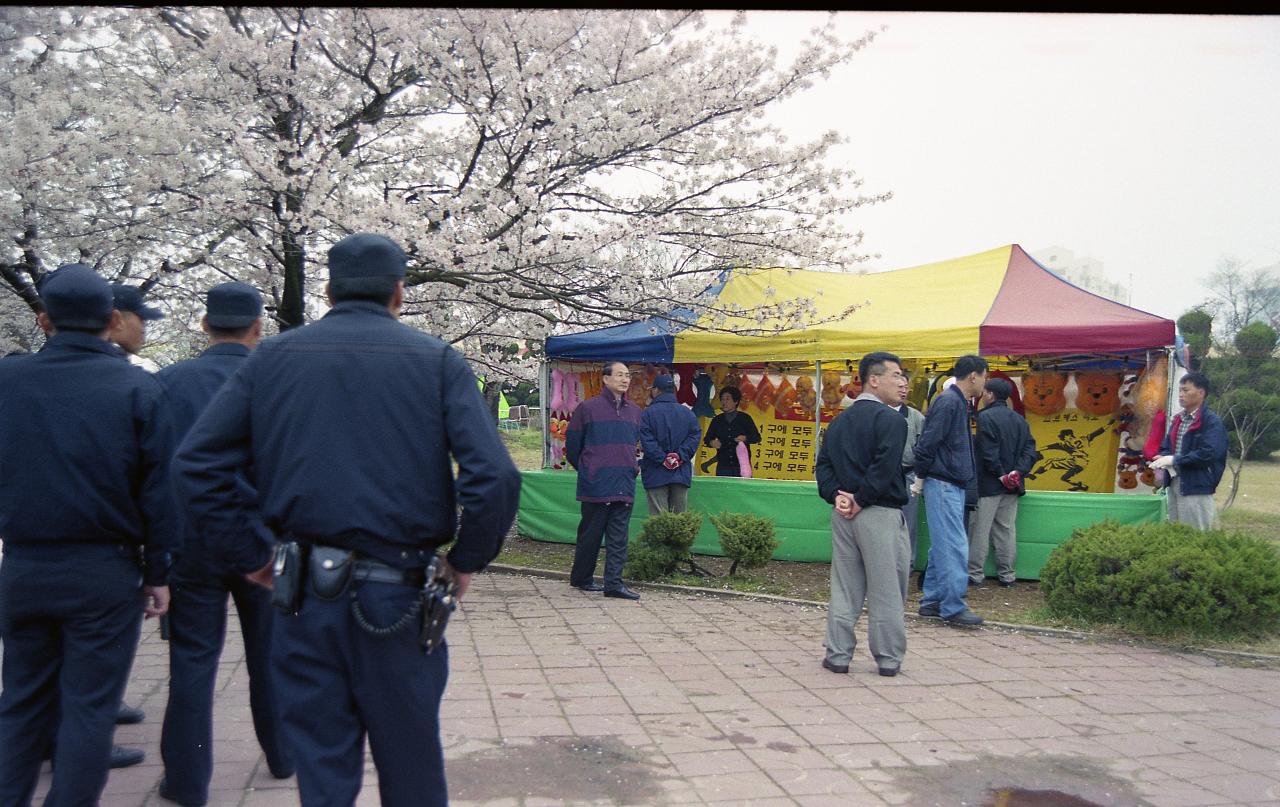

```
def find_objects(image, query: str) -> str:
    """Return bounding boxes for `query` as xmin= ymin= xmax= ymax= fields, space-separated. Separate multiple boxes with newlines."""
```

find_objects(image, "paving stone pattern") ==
xmin=25 ymin=572 xmax=1280 ymax=806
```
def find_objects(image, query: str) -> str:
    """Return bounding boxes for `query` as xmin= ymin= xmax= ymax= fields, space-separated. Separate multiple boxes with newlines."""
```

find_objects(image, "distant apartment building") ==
xmin=1031 ymin=246 xmax=1129 ymax=304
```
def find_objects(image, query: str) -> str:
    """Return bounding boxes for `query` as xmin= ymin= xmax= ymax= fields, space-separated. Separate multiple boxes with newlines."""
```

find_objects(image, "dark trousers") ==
xmin=0 ymin=545 xmax=143 ymax=807
xmin=160 ymin=557 xmax=292 ymax=803
xmin=273 ymin=581 xmax=448 ymax=807
xmin=570 ymin=501 xmax=633 ymax=590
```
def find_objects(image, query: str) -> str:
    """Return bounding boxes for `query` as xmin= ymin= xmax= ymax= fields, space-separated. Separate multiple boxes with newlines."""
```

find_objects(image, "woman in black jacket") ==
xmin=702 ymin=386 xmax=761 ymax=477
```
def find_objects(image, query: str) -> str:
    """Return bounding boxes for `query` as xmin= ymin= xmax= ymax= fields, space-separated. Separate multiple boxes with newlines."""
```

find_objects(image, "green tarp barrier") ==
xmin=516 ymin=469 xmax=1167 ymax=580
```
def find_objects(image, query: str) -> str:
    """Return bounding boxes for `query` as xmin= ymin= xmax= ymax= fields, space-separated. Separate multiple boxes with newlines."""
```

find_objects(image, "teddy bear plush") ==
xmin=1074 ymin=372 xmax=1122 ymax=416
xmin=1022 ymin=372 xmax=1068 ymax=416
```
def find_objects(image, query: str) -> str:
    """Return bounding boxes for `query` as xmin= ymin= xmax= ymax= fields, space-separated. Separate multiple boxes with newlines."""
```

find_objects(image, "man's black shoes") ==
xmin=109 ymin=745 xmax=145 ymax=769
xmin=604 ymin=586 xmax=641 ymax=600
xmin=158 ymin=777 xmax=206 ymax=807
xmin=998 ymin=579 xmax=1015 ymax=588
xmin=878 ymin=666 xmax=900 ymax=678
xmin=572 ymin=581 xmax=605 ymax=592
xmin=116 ymin=704 xmax=145 ymax=725
xmin=943 ymin=609 xmax=984 ymax=627
xmin=917 ymin=602 xmax=941 ymax=619
xmin=821 ymin=658 xmax=849 ymax=674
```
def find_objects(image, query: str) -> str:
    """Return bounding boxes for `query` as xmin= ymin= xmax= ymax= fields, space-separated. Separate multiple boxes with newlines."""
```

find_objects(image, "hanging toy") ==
xmin=674 ymin=363 xmax=698 ymax=406
xmin=549 ymin=368 xmax=566 ymax=413
xmin=736 ymin=441 xmax=753 ymax=479
xmin=753 ymin=371 xmax=777 ymax=412
xmin=774 ymin=374 xmax=797 ymax=412
xmin=692 ymin=369 xmax=716 ymax=418
xmin=795 ymin=375 xmax=817 ymax=418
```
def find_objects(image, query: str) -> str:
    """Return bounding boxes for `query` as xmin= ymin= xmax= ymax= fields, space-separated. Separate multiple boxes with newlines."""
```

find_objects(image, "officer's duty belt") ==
xmin=351 ymin=558 xmax=426 ymax=588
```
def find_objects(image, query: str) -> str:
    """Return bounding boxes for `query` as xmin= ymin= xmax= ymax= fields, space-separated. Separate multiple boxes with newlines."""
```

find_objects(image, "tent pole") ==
xmin=814 ymin=360 xmax=823 ymax=443
xmin=540 ymin=359 xmax=551 ymax=469
xmin=1165 ymin=346 xmax=1177 ymax=420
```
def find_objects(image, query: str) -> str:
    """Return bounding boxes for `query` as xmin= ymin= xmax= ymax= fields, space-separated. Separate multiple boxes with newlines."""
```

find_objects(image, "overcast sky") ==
xmin=725 ymin=11 xmax=1280 ymax=321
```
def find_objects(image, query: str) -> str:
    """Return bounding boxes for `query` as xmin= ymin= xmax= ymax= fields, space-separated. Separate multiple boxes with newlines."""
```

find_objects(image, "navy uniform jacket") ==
xmin=0 ymin=331 xmax=176 ymax=585
xmin=157 ymin=343 xmax=254 ymax=557
xmin=173 ymin=301 xmax=521 ymax=575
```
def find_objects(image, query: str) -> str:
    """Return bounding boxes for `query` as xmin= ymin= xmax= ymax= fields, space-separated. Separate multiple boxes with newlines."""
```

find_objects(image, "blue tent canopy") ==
xmin=544 ymin=307 xmax=696 ymax=362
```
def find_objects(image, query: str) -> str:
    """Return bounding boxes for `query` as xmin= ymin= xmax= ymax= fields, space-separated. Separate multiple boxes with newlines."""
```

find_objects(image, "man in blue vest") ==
xmin=0 ymin=264 xmax=175 ymax=805
xmin=157 ymin=283 xmax=293 ymax=806
xmin=174 ymin=234 xmax=521 ymax=807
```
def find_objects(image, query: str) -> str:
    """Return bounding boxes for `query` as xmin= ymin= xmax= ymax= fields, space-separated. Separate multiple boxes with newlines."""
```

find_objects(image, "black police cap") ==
xmin=205 ymin=282 xmax=263 ymax=328
xmin=40 ymin=264 xmax=114 ymax=330
xmin=112 ymin=283 xmax=165 ymax=321
xmin=328 ymin=233 xmax=407 ymax=280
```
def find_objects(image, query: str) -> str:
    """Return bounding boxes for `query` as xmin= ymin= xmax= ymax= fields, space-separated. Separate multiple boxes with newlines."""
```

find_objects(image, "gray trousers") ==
xmin=902 ymin=471 xmax=920 ymax=570
xmin=968 ymin=493 xmax=1018 ymax=584
xmin=824 ymin=506 xmax=909 ymax=671
xmin=645 ymin=484 xmax=689 ymax=514
xmin=1167 ymin=485 xmax=1215 ymax=530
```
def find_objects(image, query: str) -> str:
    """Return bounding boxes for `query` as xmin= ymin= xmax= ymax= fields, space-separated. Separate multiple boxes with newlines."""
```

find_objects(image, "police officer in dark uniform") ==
xmin=157 ymin=283 xmax=293 ymax=807
xmin=174 ymin=234 xmax=521 ymax=807
xmin=0 ymin=264 xmax=175 ymax=806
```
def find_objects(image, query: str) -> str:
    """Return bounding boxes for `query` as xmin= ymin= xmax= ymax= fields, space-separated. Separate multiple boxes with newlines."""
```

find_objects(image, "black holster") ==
xmin=271 ymin=541 xmax=306 ymax=615
xmin=418 ymin=556 xmax=458 ymax=655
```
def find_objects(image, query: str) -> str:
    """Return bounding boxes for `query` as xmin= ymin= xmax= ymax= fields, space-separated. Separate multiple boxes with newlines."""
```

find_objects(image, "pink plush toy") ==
xmin=736 ymin=441 xmax=753 ymax=478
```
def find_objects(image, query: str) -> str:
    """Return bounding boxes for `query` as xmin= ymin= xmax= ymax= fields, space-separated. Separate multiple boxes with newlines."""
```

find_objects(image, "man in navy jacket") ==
xmin=174 ymin=234 xmax=520 ymax=807
xmin=1152 ymin=371 xmax=1228 ymax=530
xmin=0 ymin=265 xmax=174 ymax=805
xmin=565 ymin=360 xmax=643 ymax=599
xmin=157 ymin=282 xmax=293 ymax=807
xmin=968 ymin=378 xmax=1039 ymax=588
xmin=638 ymin=374 xmax=702 ymax=514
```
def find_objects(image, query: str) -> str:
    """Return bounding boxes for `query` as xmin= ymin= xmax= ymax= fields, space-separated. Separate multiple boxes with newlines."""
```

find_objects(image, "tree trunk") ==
xmin=279 ymin=228 xmax=305 ymax=331
xmin=483 ymin=379 xmax=503 ymax=421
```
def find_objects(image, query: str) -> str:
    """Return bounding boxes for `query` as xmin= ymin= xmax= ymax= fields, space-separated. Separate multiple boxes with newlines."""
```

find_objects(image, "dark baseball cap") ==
xmin=205 ymin=282 xmax=263 ymax=328
xmin=112 ymin=284 xmax=165 ymax=321
xmin=654 ymin=375 xmax=676 ymax=393
xmin=40 ymin=264 xmax=114 ymax=330
xmin=328 ymin=233 xmax=407 ymax=280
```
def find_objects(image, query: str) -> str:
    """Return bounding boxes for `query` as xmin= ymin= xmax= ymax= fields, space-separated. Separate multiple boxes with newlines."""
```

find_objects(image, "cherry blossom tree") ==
xmin=0 ymin=8 xmax=887 ymax=376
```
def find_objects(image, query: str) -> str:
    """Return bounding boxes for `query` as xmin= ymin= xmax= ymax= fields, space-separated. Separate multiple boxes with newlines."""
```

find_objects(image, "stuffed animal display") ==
xmin=1074 ymin=372 xmax=1122 ymax=416
xmin=1023 ymin=372 xmax=1068 ymax=416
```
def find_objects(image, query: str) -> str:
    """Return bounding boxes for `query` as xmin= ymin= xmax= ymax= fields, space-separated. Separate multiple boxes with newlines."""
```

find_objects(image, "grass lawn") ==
xmin=1217 ymin=456 xmax=1280 ymax=542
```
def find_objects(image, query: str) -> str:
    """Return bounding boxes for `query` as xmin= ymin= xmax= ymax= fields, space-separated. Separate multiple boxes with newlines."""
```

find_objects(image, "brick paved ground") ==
xmin=19 ymin=571 xmax=1280 ymax=806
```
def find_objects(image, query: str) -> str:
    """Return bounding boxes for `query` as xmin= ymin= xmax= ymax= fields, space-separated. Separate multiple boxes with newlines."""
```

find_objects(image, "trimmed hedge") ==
xmin=623 ymin=510 xmax=702 ymax=582
xmin=1039 ymin=520 xmax=1280 ymax=638
xmin=709 ymin=511 xmax=779 ymax=576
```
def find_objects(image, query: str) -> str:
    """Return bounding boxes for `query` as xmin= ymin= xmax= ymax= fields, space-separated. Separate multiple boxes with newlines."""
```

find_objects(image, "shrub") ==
xmin=1039 ymin=520 xmax=1280 ymax=639
xmin=709 ymin=511 xmax=779 ymax=576
xmin=623 ymin=511 xmax=702 ymax=581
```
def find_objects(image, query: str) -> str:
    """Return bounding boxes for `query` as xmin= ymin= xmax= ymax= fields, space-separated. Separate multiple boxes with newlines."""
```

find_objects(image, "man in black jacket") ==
xmin=815 ymin=351 xmax=910 ymax=677
xmin=968 ymin=379 xmax=1039 ymax=588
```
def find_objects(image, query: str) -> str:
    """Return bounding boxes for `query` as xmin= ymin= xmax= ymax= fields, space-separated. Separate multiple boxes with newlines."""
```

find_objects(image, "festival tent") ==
xmin=529 ymin=244 xmax=1176 ymax=577
xmin=544 ymin=244 xmax=1175 ymax=363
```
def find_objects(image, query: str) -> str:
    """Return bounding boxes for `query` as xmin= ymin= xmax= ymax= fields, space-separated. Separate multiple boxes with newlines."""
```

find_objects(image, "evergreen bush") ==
xmin=1039 ymin=520 xmax=1280 ymax=638
xmin=709 ymin=511 xmax=779 ymax=576
xmin=622 ymin=510 xmax=702 ymax=581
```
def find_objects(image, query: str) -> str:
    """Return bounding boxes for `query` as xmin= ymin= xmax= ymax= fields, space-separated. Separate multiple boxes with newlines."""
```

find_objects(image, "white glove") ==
xmin=1150 ymin=455 xmax=1174 ymax=470
xmin=910 ymin=477 xmax=924 ymax=497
